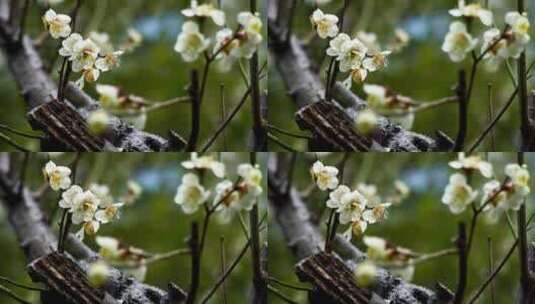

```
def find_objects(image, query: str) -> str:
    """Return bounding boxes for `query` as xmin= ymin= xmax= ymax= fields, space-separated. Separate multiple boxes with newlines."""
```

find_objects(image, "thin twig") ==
xmin=186 ymin=70 xmax=200 ymax=152
xmin=453 ymin=222 xmax=467 ymax=304
xmin=0 ymin=283 xmax=32 ymax=304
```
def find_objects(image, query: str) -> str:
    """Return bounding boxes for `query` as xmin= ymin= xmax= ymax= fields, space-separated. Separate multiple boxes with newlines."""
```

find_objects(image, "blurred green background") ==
xmin=0 ymin=0 xmax=267 ymax=151
xmin=269 ymin=0 xmax=535 ymax=151
xmin=269 ymin=152 xmax=533 ymax=303
xmin=0 ymin=152 xmax=268 ymax=303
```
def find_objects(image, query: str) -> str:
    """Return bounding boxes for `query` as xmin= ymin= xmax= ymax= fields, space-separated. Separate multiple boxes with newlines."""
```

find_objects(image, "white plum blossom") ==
xmin=338 ymin=38 xmax=368 ymax=72
xmin=362 ymin=203 xmax=391 ymax=224
xmin=442 ymin=173 xmax=478 ymax=214
xmin=481 ymin=180 xmax=508 ymax=222
xmin=174 ymin=173 xmax=210 ymax=214
xmin=504 ymin=164 xmax=530 ymax=210
xmin=362 ymin=51 xmax=392 ymax=72
xmin=174 ymin=21 xmax=210 ymax=62
xmin=356 ymin=31 xmax=381 ymax=53
xmin=505 ymin=12 xmax=530 ymax=44
xmin=59 ymin=33 xmax=83 ymax=57
xmin=236 ymin=12 xmax=263 ymax=59
xmin=364 ymin=84 xmax=388 ymax=108
xmin=389 ymin=28 xmax=410 ymax=53
xmin=449 ymin=0 xmax=493 ymax=26
xmin=237 ymin=163 xmax=263 ymax=197
xmin=363 ymin=236 xmax=389 ymax=260
xmin=95 ymin=51 xmax=124 ymax=72
xmin=357 ymin=183 xmax=381 ymax=207
xmin=326 ymin=185 xmax=351 ymax=209
xmin=442 ymin=21 xmax=478 ymax=62
xmin=338 ymin=190 xmax=368 ymax=224
xmin=310 ymin=9 xmax=339 ymax=39
xmin=310 ymin=160 xmax=339 ymax=191
xmin=449 ymin=153 xmax=493 ymax=178
xmin=95 ymin=203 xmax=123 ymax=224
xmin=481 ymin=28 xmax=508 ymax=70
xmin=70 ymin=38 xmax=101 ymax=72
xmin=43 ymin=9 xmax=71 ymax=39
xmin=214 ymin=180 xmax=242 ymax=223
xmin=59 ymin=185 xmax=83 ymax=209
xmin=326 ymin=33 xmax=351 ymax=58
xmin=181 ymin=153 xmax=226 ymax=178
xmin=182 ymin=0 xmax=226 ymax=26
xmin=71 ymin=190 xmax=100 ymax=225
xmin=89 ymin=31 xmax=114 ymax=54
xmin=43 ymin=161 xmax=72 ymax=191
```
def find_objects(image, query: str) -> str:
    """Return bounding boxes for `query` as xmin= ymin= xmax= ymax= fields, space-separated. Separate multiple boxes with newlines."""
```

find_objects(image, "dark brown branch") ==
xmin=186 ymin=222 xmax=200 ymax=304
xmin=186 ymin=70 xmax=200 ymax=152
xmin=454 ymin=70 xmax=467 ymax=151
xmin=453 ymin=222 xmax=467 ymax=304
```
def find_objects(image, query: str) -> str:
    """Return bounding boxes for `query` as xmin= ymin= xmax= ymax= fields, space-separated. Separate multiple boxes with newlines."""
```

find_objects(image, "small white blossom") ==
xmin=363 ymin=236 xmax=389 ymax=261
xmin=214 ymin=180 xmax=241 ymax=223
xmin=338 ymin=190 xmax=368 ymax=224
xmin=89 ymin=31 xmax=114 ymax=54
xmin=59 ymin=33 xmax=83 ymax=58
xmin=310 ymin=9 xmax=339 ymax=39
xmin=356 ymin=31 xmax=381 ymax=53
xmin=504 ymin=164 xmax=530 ymax=210
xmin=505 ymin=12 xmax=530 ymax=44
xmin=182 ymin=153 xmax=226 ymax=178
xmin=481 ymin=180 xmax=508 ymax=222
xmin=238 ymin=163 xmax=263 ymax=197
xmin=442 ymin=173 xmax=478 ymax=214
xmin=43 ymin=161 xmax=72 ymax=191
xmin=174 ymin=173 xmax=210 ymax=214
xmin=362 ymin=203 xmax=391 ymax=224
xmin=364 ymin=84 xmax=388 ymax=108
xmin=442 ymin=21 xmax=478 ymax=62
xmin=174 ymin=21 xmax=210 ymax=62
xmin=182 ymin=0 xmax=226 ymax=26
xmin=327 ymin=33 xmax=350 ymax=58
xmin=362 ymin=51 xmax=391 ymax=72
xmin=338 ymin=38 xmax=368 ymax=72
xmin=326 ymin=185 xmax=351 ymax=209
xmin=310 ymin=161 xmax=339 ymax=191
xmin=449 ymin=0 xmax=493 ymax=26
xmin=95 ymin=51 xmax=123 ymax=72
xmin=71 ymin=190 xmax=100 ymax=224
xmin=43 ymin=9 xmax=71 ymax=39
xmin=95 ymin=203 xmax=123 ymax=224
xmin=236 ymin=12 xmax=263 ymax=59
xmin=356 ymin=183 xmax=381 ymax=207
xmin=123 ymin=181 xmax=143 ymax=205
xmin=71 ymin=38 xmax=101 ymax=72
xmin=481 ymin=28 xmax=508 ymax=70
xmin=449 ymin=153 xmax=493 ymax=178
xmin=389 ymin=28 xmax=410 ymax=53
xmin=59 ymin=185 xmax=83 ymax=209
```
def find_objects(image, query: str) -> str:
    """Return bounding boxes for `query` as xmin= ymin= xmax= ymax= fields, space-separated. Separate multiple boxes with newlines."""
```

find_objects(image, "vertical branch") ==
xmin=454 ymin=70 xmax=467 ymax=151
xmin=249 ymin=152 xmax=267 ymax=303
xmin=453 ymin=222 xmax=467 ymax=304
xmin=57 ymin=152 xmax=81 ymax=253
xmin=250 ymin=0 xmax=267 ymax=151
xmin=325 ymin=153 xmax=349 ymax=253
xmin=17 ymin=0 xmax=30 ymax=42
xmin=325 ymin=0 xmax=350 ymax=102
xmin=186 ymin=222 xmax=200 ymax=304
xmin=186 ymin=70 xmax=201 ymax=152
xmin=517 ymin=0 xmax=530 ymax=150
xmin=517 ymin=152 xmax=530 ymax=303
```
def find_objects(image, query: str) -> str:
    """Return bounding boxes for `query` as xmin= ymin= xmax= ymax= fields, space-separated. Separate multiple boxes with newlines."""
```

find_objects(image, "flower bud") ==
xmin=354 ymin=261 xmax=377 ymax=287
xmin=88 ymin=261 xmax=110 ymax=287
xmin=88 ymin=110 xmax=110 ymax=135
xmin=355 ymin=109 xmax=378 ymax=135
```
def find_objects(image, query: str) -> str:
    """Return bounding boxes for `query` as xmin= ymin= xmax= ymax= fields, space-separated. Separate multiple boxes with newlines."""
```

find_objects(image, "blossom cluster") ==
xmin=442 ymin=153 xmax=530 ymax=221
xmin=442 ymin=0 xmax=531 ymax=70
xmin=175 ymin=1 xmax=263 ymax=71
xmin=311 ymin=160 xmax=410 ymax=241
xmin=174 ymin=153 xmax=263 ymax=223
xmin=44 ymin=161 xmax=142 ymax=240
xmin=43 ymin=9 xmax=132 ymax=89
xmin=311 ymin=9 xmax=392 ymax=87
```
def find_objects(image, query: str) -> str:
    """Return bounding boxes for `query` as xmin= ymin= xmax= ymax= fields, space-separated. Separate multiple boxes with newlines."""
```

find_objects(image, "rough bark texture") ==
xmin=0 ymin=2 xmax=171 ymax=152
xmin=295 ymin=101 xmax=374 ymax=151
xmin=268 ymin=153 xmax=438 ymax=303
xmin=295 ymin=252 xmax=373 ymax=304
xmin=268 ymin=0 xmax=440 ymax=152
xmin=0 ymin=154 xmax=179 ymax=304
